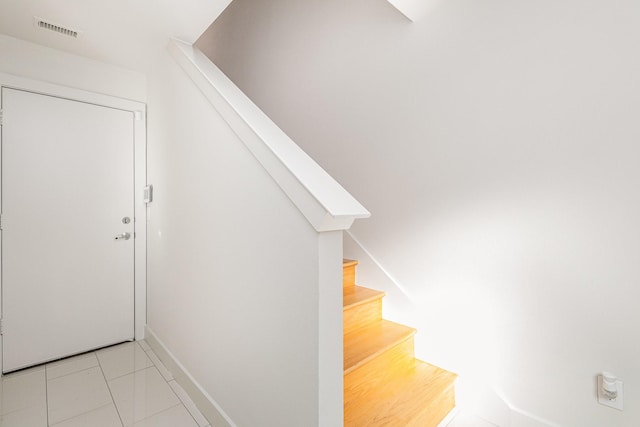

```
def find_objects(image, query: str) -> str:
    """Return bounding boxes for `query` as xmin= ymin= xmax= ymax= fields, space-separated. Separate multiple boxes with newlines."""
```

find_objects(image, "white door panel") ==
xmin=1 ymin=88 xmax=135 ymax=372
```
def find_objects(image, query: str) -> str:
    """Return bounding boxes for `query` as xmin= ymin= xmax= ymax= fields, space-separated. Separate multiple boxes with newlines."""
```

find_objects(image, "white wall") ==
xmin=196 ymin=0 xmax=640 ymax=426
xmin=146 ymin=49 xmax=341 ymax=427
xmin=0 ymin=34 xmax=146 ymax=101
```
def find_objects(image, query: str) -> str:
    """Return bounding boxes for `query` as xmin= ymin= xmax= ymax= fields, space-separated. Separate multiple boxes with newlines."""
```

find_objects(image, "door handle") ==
xmin=114 ymin=232 xmax=131 ymax=241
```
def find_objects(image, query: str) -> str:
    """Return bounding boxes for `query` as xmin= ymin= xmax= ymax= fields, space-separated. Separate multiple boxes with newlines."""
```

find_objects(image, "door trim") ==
xmin=0 ymin=72 xmax=147 ymax=373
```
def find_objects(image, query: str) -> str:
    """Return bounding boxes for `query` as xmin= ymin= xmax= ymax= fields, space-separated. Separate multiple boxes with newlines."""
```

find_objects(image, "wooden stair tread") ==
xmin=344 ymin=320 xmax=415 ymax=374
xmin=343 ymin=259 xmax=358 ymax=268
xmin=345 ymin=359 xmax=457 ymax=427
xmin=344 ymin=286 xmax=385 ymax=309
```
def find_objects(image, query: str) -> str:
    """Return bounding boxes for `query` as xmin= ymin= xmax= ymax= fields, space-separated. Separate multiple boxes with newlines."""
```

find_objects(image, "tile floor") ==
xmin=0 ymin=341 xmax=210 ymax=427
xmin=0 ymin=340 xmax=496 ymax=427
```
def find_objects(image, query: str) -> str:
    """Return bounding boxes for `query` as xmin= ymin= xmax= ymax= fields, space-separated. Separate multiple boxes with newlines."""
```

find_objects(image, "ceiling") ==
xmin=0 ymin=0 xmax=233 ymax=71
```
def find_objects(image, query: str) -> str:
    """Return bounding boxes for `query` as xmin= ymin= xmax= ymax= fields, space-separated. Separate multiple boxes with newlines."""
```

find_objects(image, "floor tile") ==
xmin=47 ymin=366 xmax=113 ymax=425
xmin=0 ymin=368 xmax=47 ymax=427
xmin=132 ymin=404 xmax=198 ymax=427
xmin=0 ymin=366 xmax=46 ymax=415
xmin=108 ymin=367 xmax=179 ymax=426
xmin=97 ymin=342 xmax=153 ymax=380
xmin=0 ymin=344 xmax=214 ymax=427
xmin=145 ymin=351 xmax=173 ymax=381
xmin=47 ymin=353 xmax=99 ymax=381
xmin=50 ymin=403 xmax=123 ymax=427
xmin=168 ymin=381 xmax=209 ymax=427
xmin=0 ymin=406 xmax=48 ymax=427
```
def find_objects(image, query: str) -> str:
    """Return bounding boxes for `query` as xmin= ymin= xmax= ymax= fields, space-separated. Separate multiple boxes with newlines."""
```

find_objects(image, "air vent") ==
xmin=33 ymin=17 xmax=80 ymax=38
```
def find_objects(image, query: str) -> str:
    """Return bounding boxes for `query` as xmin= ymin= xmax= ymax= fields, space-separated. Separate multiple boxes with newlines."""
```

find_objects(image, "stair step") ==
xmin=344 ymin=359 xmax=457 ymax=427
xmin=345 ymin=337 xmax=414 ymax=398
xmin=343 ymin=285 xmax=384 ymax=307
xmin=343 ymin=259 xmax=358 ymax=291
xmin=341 ymin=258 xmax=457 ymax=426
xmin=343 ymin=286 xmax=385 ymax=335
xmin=344 ymin=319 xmax=415 ymax=375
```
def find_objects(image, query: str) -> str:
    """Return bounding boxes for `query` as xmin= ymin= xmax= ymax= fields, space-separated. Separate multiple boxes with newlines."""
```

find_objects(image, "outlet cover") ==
xmin=597 ymin=375 xmax=623 ymax=411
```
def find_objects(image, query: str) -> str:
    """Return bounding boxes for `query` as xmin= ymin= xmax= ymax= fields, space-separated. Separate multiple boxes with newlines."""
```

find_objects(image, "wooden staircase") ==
xmin=343 ymin=259 xmax=457 ymax=426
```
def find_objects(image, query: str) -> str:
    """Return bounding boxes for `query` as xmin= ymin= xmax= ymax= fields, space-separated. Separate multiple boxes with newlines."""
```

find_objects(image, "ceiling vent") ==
xmin=33 ymin=17 xmax=80 ymax=38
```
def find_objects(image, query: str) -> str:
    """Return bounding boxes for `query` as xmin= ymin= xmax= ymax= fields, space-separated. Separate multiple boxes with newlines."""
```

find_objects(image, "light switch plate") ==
xmin=143 ymin=185 xmax=153 ymax=204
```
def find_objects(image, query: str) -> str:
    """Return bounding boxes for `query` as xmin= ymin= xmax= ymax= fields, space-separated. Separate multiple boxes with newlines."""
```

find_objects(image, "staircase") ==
xmin=343 ymin=259 xmax=457 ymax=426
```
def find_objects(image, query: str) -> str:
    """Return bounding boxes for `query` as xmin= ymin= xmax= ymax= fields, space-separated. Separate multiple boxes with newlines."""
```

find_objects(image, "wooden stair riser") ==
xmin=344 ymin=338 xmax=415 ymax=405
xmin=345 ymin=361 xmax=457 ymax=427
xmin=406 ymin=384 xmax=456 ymax=427
xmin=344 ymin=297 xmax=383 ymax=336
xmin=343 ymin=259 xmax=358 ymax=291
xmin=346 ymin=386 xmax=455 ymax=427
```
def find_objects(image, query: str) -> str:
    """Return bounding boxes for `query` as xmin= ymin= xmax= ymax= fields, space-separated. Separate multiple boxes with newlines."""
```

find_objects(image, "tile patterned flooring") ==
xmin=0 ymin=341 xmax=210 ymax=427
xmin=0 ymin=340 xmax=496 ymax=427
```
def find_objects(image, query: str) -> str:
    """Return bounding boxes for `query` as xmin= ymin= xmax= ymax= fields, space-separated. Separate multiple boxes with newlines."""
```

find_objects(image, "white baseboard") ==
xmin=144 ymin=326 xmax=236 ymax=427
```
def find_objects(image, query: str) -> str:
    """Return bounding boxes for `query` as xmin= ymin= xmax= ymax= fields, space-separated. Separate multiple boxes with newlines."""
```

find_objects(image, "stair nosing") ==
xmin=343 ymin=259 xmax=358 ymax=268
xmin=343 ymin=286 xmax=385 ymax=310
xmin=344 ymin=333 xmax=415 ymax=375
xmin=344 ymin=320 xmax=416 ymax=375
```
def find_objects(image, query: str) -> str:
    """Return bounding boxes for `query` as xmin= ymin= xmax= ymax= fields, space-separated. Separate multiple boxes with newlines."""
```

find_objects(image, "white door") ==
xmin=1 ymin=88 xmax=135 ymax=373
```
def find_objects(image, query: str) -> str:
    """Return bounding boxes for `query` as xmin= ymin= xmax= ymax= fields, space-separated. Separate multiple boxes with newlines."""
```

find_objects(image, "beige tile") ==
xmin=47 ymin=366 xmax=113 ymax=425
xmin=0 ymin=366 xmax=47 ymax=418
xmin=50 ymin=403 xmax=123 ymax=427
xmin=47 ymin=353 xmax=99 ymax=380
xmin=108 ymin=367 xmax=179 ymax=426
xmin=97 ymin=342 xmax=153 ymax=380
xmin=132 ymin=404 xmax=198 ymax=427
xmin=0 ymin=406 xmax=48 ymax=427
xmin=168 ymin=381 xmax=209 ymax=427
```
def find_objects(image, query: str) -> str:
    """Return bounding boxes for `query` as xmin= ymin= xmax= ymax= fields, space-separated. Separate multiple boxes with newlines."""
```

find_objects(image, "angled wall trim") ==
xmin=386 ymin=0 xmax=439 ymax=22
xmin=387 ymin=0 xmax=420 ymax=21
xmin=387 ymin=0 xmax=415 ymax=21
xmin=167 ymin=40 xmax=370 ymax=232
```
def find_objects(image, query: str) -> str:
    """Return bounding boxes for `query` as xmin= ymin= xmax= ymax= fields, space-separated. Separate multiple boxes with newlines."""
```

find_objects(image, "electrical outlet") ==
xmin=598 ymin=375 xmax=623 ymax=411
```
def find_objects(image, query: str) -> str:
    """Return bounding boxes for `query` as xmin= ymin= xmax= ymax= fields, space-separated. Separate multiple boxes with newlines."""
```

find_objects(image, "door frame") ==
xmin=0 ymin=73 xmax=147 ymax=373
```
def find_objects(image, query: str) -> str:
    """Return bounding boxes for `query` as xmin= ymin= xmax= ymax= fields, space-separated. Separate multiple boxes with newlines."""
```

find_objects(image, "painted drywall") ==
xmin=196 ymin=0 xmax=640 ymax=426
xmin=0 ymin=34 xmax=146 ymax=101
xmin=146 ymin=49 xmax=341 ymax=427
